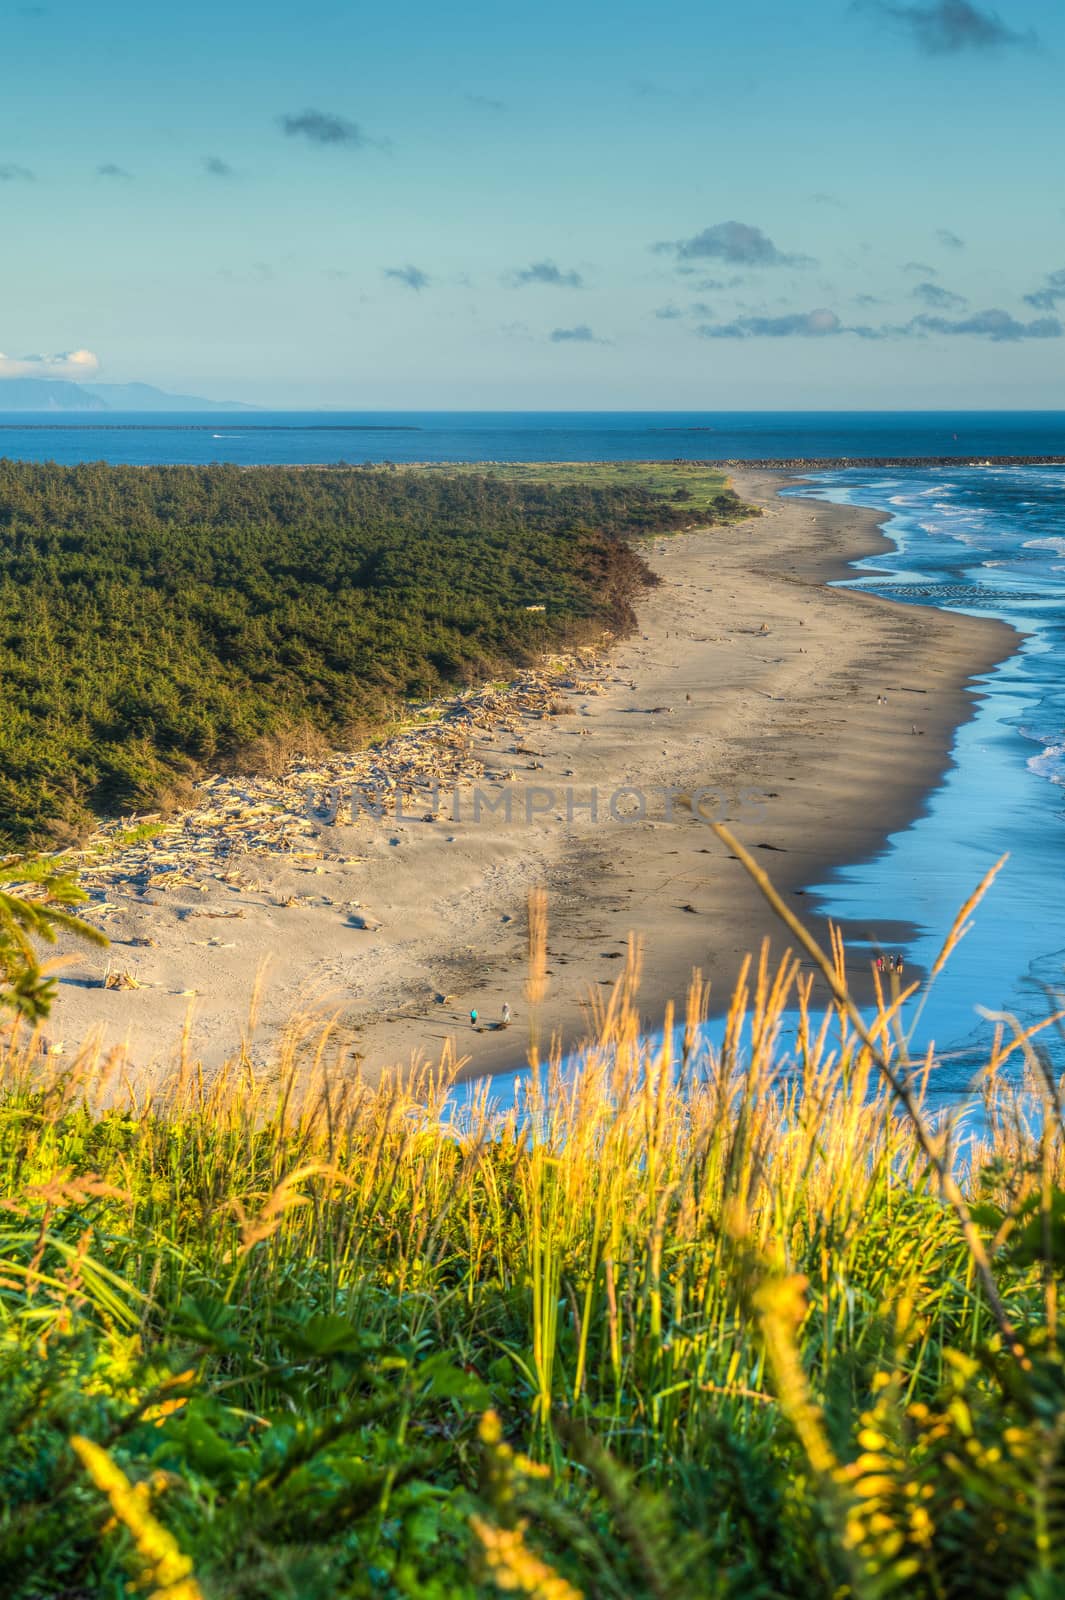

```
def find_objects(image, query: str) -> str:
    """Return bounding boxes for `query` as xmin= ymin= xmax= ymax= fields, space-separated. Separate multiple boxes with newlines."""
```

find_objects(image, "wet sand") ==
xmin=46 ymin=471 xmax=1017 ymax=1084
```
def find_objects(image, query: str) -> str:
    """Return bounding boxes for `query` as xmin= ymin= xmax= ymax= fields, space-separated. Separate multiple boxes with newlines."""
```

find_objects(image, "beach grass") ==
xmin=1 ymin=849 xmax=1064 ymax=1597
xmin=406 ymin=459 xmax=749 ymax=516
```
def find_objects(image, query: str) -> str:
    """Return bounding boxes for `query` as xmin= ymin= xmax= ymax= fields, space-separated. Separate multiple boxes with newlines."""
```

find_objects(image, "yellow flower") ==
xmin=471 ymin=1515 xmax=583 ymax=1600
xmin=70 ymin=1435 xmax=203 ymax=1600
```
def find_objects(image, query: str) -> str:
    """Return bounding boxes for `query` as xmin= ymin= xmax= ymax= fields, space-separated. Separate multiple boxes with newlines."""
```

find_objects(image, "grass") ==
xmin=407 ymin=461 xmax=749 ymax=520
xmin=0 ymin=841 xmax=1062 ymax=1597
xmin=407 ymin=461 xmax=731 ymax=490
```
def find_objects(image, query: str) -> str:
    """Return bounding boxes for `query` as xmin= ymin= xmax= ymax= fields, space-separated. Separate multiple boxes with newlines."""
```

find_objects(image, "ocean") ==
xmin=788 ymin=466 xmax=1065 ymax=1090
xmin=0 ymin=408 xmax=1063 ymax=466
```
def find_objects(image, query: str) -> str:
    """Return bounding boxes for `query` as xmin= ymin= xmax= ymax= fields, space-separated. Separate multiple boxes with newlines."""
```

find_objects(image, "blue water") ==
xmin=787 ymin=466 xmax=1065 ymax=1089
xmin=1 ymin=408 xmax=1064 ymax=466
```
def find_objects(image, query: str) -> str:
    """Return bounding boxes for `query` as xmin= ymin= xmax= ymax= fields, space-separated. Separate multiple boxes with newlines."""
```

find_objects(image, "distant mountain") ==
xmin=0 ymin=379 xmax=108 ymax=412
xmin=82 ymin=383 xmax=257 ymax=412
xmin=0 ymin=379 xmax=256 ymax=413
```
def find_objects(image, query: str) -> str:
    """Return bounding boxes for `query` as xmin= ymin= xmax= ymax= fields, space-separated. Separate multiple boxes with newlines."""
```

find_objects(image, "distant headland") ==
xmin=0 ymin=378 xmax=257 ymax=413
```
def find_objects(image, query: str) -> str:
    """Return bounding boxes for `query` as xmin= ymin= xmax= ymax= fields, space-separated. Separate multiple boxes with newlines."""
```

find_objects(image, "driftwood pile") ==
xmin=64 ymin=648 xmax=606 ymax=920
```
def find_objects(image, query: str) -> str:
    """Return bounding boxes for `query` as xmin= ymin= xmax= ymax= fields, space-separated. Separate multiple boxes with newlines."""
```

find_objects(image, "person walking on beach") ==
xmin=470 ymin=1008 xmax=478 ymax=1028
xmin=894 ymin=954 xmax=904 ymax=978
xmin=501 ymin=1002 xmax=511 ymax=1027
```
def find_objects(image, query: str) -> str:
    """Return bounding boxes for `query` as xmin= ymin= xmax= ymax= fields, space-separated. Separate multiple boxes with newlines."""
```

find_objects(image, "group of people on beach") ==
xmin=875 ymin=953 xmax=905 ymax=977
xmin=469 ymin=1002 xmax=511 ymax=1030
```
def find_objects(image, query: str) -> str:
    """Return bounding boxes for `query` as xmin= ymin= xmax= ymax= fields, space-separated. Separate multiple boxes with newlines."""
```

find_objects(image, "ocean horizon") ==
xmin=1 ymin=408 xmax=1064 ymax=467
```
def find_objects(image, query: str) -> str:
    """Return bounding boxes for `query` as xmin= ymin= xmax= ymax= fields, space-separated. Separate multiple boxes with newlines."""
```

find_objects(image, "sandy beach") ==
xmin=45 ymin=471 xmax=1017 ymax=1084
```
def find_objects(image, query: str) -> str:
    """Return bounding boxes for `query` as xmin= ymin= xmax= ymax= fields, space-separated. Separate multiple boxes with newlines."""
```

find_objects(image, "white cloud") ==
xmin=0 ymin=349 xmax=100 ymax=380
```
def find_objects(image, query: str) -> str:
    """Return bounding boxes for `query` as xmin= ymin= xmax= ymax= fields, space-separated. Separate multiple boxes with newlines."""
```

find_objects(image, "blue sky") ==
xmin=2 ymin=0 xmax=1063 ymax=407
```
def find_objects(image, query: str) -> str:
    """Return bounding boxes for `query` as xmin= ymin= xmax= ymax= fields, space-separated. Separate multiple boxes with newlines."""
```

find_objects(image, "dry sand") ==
xmin=46 ymin=471 xmax=1017 ymax=1083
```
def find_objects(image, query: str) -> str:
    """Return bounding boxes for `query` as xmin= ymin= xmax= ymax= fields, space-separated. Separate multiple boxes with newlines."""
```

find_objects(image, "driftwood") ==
xmin=104 ymin=970 xmax=141 ymax=990
xmin=66 ymin=646 xmax=608 ymax=922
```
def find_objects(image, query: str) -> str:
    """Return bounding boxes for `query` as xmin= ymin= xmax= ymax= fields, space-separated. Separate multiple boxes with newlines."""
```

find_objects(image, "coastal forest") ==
xmin=0 ymin=460 xmax=730 ymax=848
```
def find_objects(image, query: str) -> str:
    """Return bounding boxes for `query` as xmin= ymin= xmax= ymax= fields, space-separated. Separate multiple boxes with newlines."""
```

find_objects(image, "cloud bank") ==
xmin=511 ymin=261 xmax=584 ymax=289
xmin=0 ymin=349 xmax=100 ymax=380
xmin=1024 ymin=269 xmax=1065 ymax=311
xmin=698 ymin=309 xmax=847 ymax=339
xmin=695 ymin=306 xmax=1060 ymax=341
xmin=912 ymin=308 xmax=1060 ymax=340
xmin=857 ymin=0 xmax=1036 ymax=53
xmin=656 ymin=220 xmax=813 ymax=268
xmin=913 ymin=280 xmax=968 ymax=308
xmin=280 ymin=110 xmax=370 ymax=147
xmin=549 ymin=325 xmax=600 ymax=343
xmin=384 ymin=265 xmax=430 ymax=291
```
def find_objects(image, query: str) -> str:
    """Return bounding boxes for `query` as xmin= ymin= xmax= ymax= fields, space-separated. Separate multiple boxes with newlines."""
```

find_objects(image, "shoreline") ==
xmin=444 ymin=468 xmax=1018 ymax=1080
xmin=705 ymin=456 xmax=1065 ymax=471
xmin=45 ymin=470 xmax=1018 ymax=1085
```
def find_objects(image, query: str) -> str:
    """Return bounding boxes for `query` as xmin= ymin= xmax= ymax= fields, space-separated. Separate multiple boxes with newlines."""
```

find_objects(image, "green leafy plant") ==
xmin=0 ymin=853 xmax=107 ymax=1021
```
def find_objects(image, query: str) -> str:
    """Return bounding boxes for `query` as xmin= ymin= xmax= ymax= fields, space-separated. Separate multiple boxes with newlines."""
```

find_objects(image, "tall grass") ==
xmin=1 ymin=862 xmax=1064 ymax=1597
